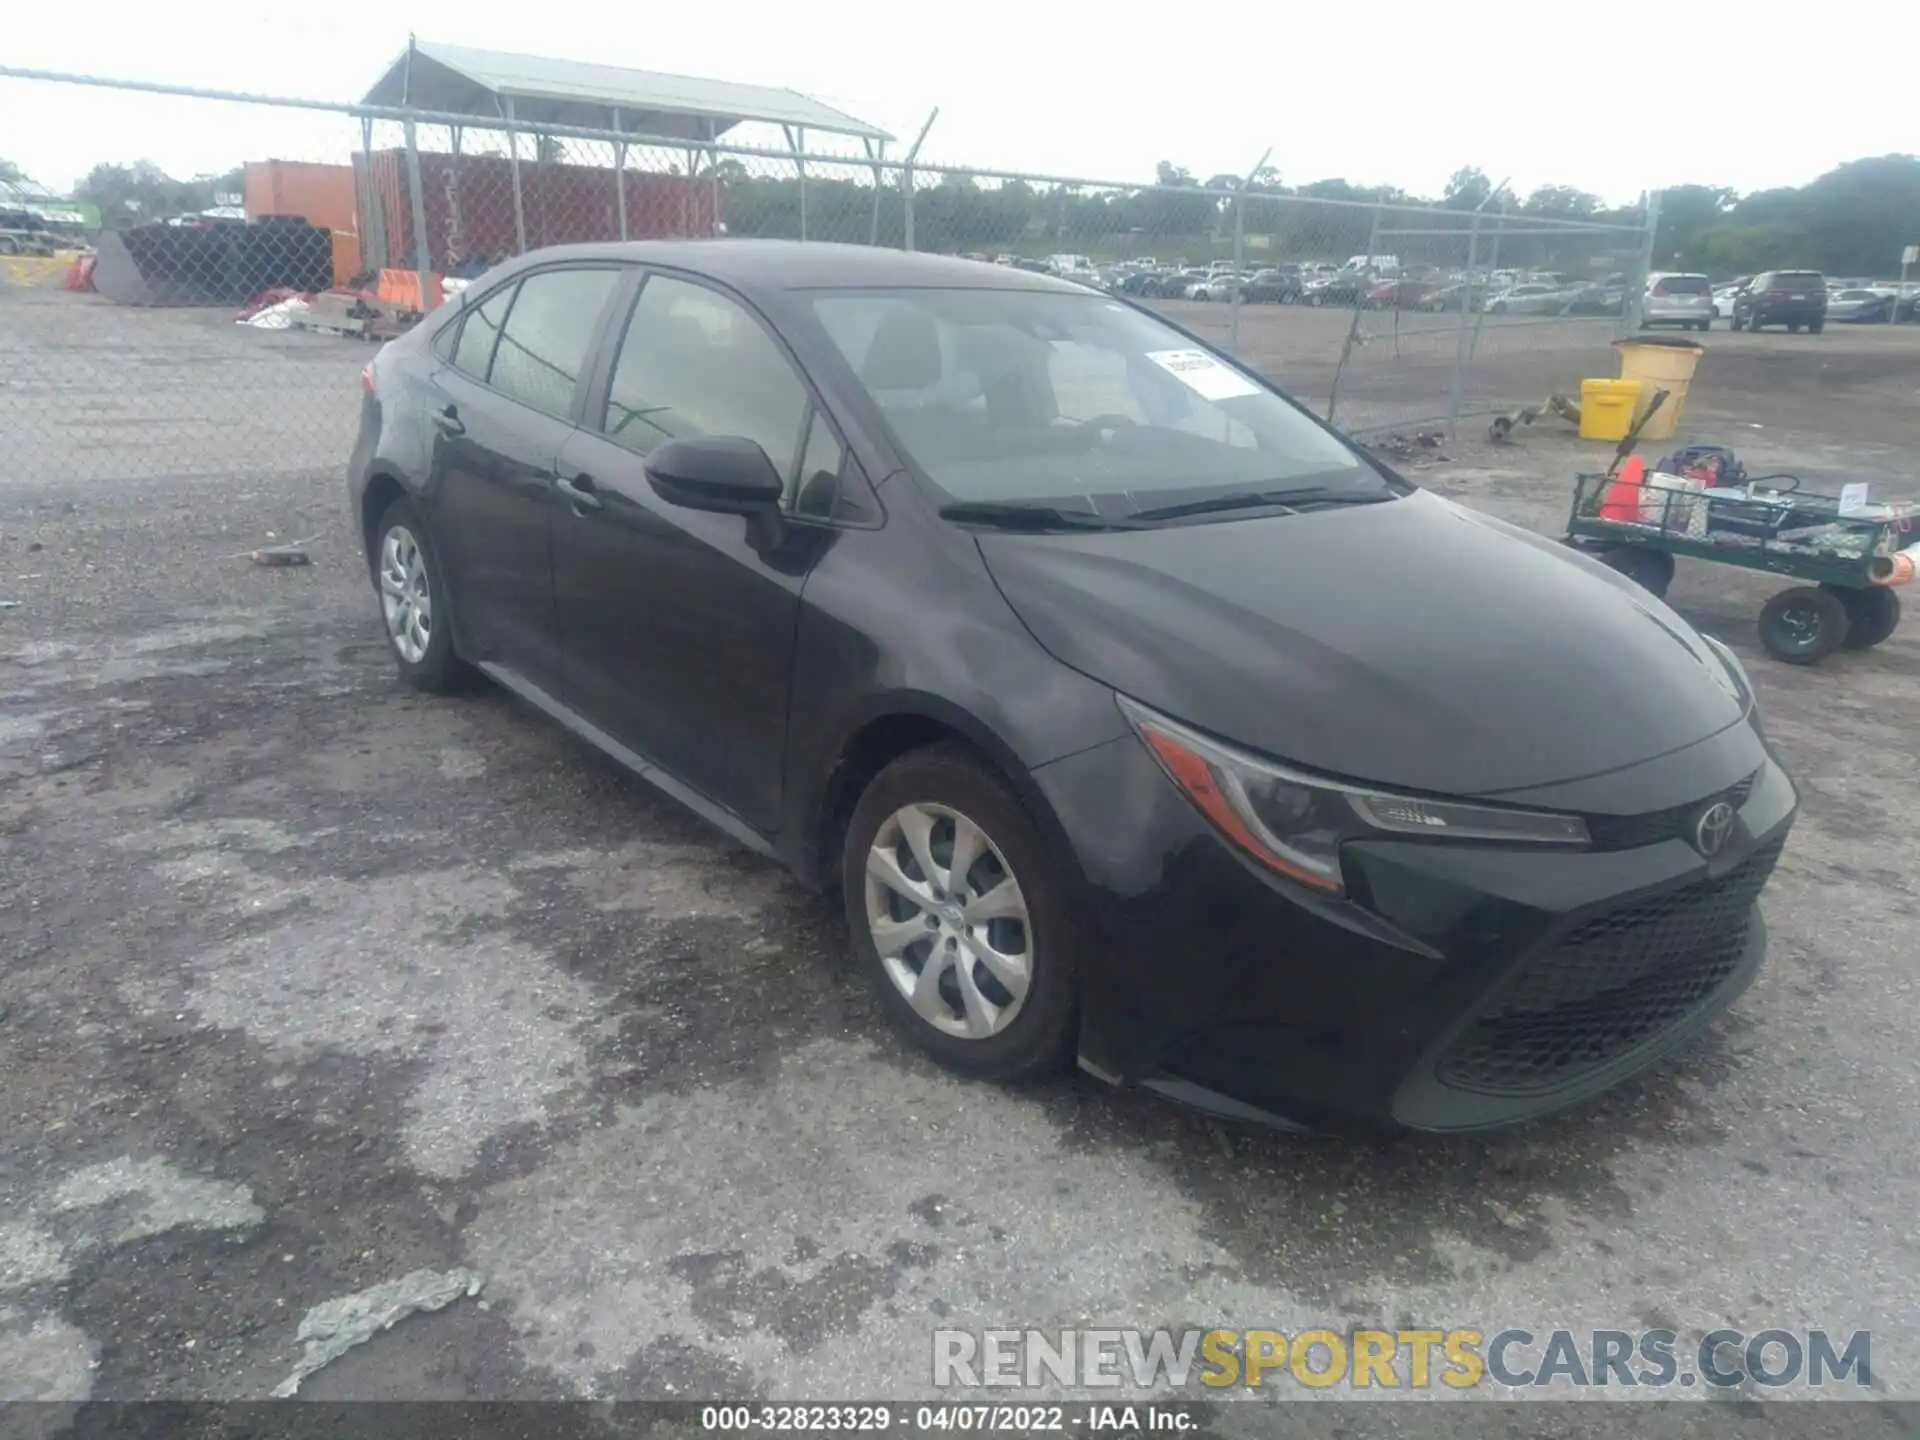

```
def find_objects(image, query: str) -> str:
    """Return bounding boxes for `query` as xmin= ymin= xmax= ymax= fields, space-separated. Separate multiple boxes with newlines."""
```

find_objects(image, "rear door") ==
xmin=551 ymin=270 xmax=865 ymax=832
xmin=424 ymin=264 xmax=621 ymax=680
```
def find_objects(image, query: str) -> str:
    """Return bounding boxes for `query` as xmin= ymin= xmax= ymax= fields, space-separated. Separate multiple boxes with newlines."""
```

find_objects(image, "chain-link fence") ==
xmin=1 ymin=67 xmax=1655 ymax=498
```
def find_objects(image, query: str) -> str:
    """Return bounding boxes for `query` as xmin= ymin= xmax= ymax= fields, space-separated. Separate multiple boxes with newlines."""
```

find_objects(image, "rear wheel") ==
xmin=1731 ymin=315 xmax=1747 ymax=331
xmin=372 ymin=498 xmax=473 ymax=693
xmin=842 ymin=746 xmax=1079 ymax=1081
xmin=1758 ymin=585 xmax=1849 ymax=664
xmin=1827 ymin=584 xmax=1901 ymax=649
xmin=1598 ymin=545 xmax=1675 ymax=599
xmin=1787 ymin=322 xmax=1802 ymax=333
xmin=1808 ymin=319 xmax=1825 ymax=334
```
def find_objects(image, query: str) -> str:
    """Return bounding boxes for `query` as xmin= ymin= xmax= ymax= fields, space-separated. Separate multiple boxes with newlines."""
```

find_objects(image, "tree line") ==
xmin=9 ymin=151 xmax=1916 ymax=280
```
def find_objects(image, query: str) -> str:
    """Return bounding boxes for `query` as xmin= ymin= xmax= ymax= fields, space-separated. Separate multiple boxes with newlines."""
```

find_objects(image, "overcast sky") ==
xmin=2 ymin=0 xmax=1906 ymax=203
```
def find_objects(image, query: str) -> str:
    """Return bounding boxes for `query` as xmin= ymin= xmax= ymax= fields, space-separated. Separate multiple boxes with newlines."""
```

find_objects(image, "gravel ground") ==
xmin=2 ymin=283 xmax=1919 ymax=1421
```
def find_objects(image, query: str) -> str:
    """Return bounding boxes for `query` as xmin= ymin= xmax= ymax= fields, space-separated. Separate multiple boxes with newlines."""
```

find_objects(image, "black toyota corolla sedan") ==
xmin=349 ymin=240 xmax=1796 ymax=1133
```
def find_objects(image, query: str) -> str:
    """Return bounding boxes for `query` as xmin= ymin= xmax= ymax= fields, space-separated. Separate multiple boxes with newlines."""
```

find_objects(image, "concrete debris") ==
xmin=227 ymin=534 xmax=318 ymax=567
xmin=271 ymin=1267 xmax=485 ymax=1397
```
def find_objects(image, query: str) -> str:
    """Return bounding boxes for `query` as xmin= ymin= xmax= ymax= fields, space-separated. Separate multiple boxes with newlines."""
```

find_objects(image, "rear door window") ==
xmin=451 ymin=283 xmax=516 ymax=380
xmin=487 ymin=267 xmax=621 ymax=417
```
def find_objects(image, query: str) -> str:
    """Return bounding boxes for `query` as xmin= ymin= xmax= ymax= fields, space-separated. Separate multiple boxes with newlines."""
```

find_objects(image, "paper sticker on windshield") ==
xmin=1145 ymin=349 xmax=1261 ymax=401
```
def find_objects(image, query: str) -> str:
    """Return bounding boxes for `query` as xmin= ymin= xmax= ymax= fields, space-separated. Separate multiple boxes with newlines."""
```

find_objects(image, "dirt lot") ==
xmin=3 ymin=283 xmax=1920 ymax=1419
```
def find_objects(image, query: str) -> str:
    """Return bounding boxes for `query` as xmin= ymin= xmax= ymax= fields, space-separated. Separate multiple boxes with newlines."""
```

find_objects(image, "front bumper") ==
xmin=1034 ymin=725 xmax=1794 ymax=1133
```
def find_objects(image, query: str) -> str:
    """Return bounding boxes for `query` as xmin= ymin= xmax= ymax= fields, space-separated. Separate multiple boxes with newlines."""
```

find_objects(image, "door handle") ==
xmin=556 ymin=473 xmax=603 ymax=511
xmin=432 ymin=405 xmax=465 ymax=437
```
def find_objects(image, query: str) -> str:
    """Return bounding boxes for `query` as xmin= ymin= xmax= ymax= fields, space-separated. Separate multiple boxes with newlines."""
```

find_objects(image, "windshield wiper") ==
xmin=1130 ymin=486 xmax=1394 ymax=523
xmin=938 ymin=501 xmax=1140 ymax=532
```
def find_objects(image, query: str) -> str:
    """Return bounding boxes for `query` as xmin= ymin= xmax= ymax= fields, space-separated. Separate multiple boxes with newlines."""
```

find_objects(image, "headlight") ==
xmin=1119 ymin=696 xmax=1589 ymax=895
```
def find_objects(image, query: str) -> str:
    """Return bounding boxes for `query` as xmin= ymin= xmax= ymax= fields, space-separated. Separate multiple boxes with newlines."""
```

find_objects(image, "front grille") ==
xmin=1435 ymin=838 xmax=1784 ymax=1095
xmin=1584 ymin=770 xmax=1759 ymax=851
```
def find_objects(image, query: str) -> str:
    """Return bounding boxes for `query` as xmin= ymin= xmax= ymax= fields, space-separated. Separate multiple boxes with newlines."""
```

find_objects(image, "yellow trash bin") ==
xmin=1612 ymin=337 xmax=1704 ymax=442
xmin=1578 ymin=377 xmax=1644 ymax=442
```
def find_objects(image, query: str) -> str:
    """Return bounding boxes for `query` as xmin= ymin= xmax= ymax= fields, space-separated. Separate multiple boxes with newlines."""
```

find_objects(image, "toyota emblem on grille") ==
xmin=1692 ymin=801 xmax=1736 ymax=857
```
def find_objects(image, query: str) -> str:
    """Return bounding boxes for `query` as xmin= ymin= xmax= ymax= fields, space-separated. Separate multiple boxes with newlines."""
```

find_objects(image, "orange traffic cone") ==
xmin=1598 ymin=455 xmax=1646 ymax=523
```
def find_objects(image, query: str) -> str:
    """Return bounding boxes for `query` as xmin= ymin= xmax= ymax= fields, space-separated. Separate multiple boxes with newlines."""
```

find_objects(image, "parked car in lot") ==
xmin=1302 ymin=274 xmax=1369 ymax=307
xmin=1731 ymin=270 xmax=1827 ymax=332
xmin=1365 ymin=280 xmax=1438 ymax=310
xmin=349 ymin=240 xmax=1797 ymax=1133
xmin=1642 ymin=273 xmax=1714 ymax=330
xmin=1186 ymin=274 xmax=1242 ymax=301
xmin=1417 ymin=281 xmax=1488 ymax=313
xmin=1564 ymin=284 xmax=1626 ymax=316
xmin=1487 ymin=283 xmax=1575 ymax=315
xmin=1712 ymin=280 xmax=1748 ymax=319
xmin=1242 ymin=269 xmax=1303 ymax=303
xmin=1826 ymin=288 xmax=1896 ymax=323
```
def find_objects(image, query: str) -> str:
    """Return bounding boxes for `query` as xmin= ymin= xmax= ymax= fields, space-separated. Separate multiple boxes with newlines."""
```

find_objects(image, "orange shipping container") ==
xmin=243 ymin=159 xmax=362 ymax=287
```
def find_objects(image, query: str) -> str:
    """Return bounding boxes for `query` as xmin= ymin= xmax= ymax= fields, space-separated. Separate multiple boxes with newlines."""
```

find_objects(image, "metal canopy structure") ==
xmin=361 ymin=40 xmax=892 ymax=145
xmin=357 ymin=39 xmax=894 ymax=265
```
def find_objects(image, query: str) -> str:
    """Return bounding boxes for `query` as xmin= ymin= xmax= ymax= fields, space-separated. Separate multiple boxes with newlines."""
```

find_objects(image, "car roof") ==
xmin=489 ymin=239 xmax=1087 ymax=295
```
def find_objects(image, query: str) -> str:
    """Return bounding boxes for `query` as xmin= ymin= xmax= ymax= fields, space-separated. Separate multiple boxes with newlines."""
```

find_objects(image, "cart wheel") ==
xmin=1598 ymin=545 xmax=1675 ymax=599
xmin=1825 ymin=584 xmax=1901 ymax=650
xmin=1758 ymin=585 xmax=1849 ymax=664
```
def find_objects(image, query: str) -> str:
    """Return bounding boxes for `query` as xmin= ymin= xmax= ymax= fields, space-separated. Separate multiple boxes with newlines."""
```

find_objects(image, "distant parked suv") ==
xmin=1731 ymin=271 xmax=1827 ymax=333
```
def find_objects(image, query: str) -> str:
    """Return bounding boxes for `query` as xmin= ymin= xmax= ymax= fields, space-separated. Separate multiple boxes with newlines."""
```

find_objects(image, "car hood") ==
xmin=976 ymin=490 xmax=1746 ymax=797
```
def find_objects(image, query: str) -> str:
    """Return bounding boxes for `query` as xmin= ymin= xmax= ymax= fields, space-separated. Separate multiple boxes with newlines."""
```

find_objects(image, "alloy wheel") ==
xmin=864 ymin=802 xmax=1032 ymax=1040
xmin=378 ymin=525 xmax=433 ymax=664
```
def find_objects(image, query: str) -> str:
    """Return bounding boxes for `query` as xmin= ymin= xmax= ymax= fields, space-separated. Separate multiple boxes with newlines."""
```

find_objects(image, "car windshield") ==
xmin=810 ymin=288 xmax=1383 ymax=511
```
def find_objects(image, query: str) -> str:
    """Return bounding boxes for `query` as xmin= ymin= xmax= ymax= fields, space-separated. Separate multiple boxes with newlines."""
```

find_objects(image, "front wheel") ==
xmin=842 ymin=746 xmax=1079 ymax=1081
xmin=1758 ymin=585 xmax=1849 ymax=664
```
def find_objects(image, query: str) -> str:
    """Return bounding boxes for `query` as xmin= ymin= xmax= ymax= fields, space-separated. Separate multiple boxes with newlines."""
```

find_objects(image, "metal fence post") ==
xmin=900 ymin=109 xmax=938 ymax=252
xmin=402 ymin=120 xmax=434 ymax=308
xmin=1226 ymin=149 xmax=1269 ymax=354
xmin=1228 ymin=197 xmax=1245 ymax=350
xmin=1625 ymin=189 xmax=1662 ymax=335
xmin=1445 ymin=208 xmax=1483 ymax=435
xmin=1326 ymin=206 xmax=1382 ymax=427
xmin=611 ymin=108 xmax=628 ymax=242
xmin=502 ymin=96 xmax=528 ymax=254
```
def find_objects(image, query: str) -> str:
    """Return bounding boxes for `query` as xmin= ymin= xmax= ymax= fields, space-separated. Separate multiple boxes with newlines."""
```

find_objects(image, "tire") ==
xmin=1731 ymin=316 xmax=1747 ymax=331
xmin=1827 ymin=584 xmax=1901 ymax=650
xmin=0 ymin=237 xmax=17 ymax=256
xmin=1696 ymin=319 xmax=1711 ymax=331
xmin=1787 ymin=322 xmax=1802 ymax=334
xmin=371 ymin=497 xmax=473 ymax=693
xmin=1758 ymin=585 xmax=1849 ymax=664
xmin=841 ymin=745 xmax=1079 ymax=1082
xmin=1491 ymin=301 xmax=1508 ymax=314
xmin=1598 ymin=544 xmax=1675 ymax=599
xmin=1808 ymin=319 xmax=1824 ymax=334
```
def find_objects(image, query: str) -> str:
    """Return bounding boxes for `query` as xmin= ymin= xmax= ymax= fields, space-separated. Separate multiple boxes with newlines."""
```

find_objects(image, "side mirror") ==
xmin=644 ymin=436 xmax=785 ymax=515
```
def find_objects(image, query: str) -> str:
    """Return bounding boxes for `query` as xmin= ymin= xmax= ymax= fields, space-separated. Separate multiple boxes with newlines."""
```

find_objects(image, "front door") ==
xmin=552 ymin=271 xmax=842 ymax=834
xmin=424 ymin=265 xmax=620 ymax=682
